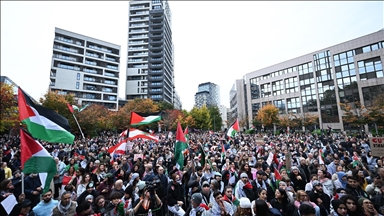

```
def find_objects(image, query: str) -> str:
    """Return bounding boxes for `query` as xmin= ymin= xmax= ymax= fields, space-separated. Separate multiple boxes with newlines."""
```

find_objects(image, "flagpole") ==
xmin=72 ymin=113 xmax=85 ymax=140
xmin=21 ymin=172 xmax=25 ymax=194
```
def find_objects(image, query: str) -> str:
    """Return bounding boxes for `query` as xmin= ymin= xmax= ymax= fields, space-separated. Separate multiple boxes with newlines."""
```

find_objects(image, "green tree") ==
xmin=0 ymin=82 xmax=18 ymax=133
xmin=157 ymin=101 xmax=174 ymax=111
xmin=208 ymin=105 xmax=222 ymax=131
xmin=189 ymin=105 xmax=211 ymax=130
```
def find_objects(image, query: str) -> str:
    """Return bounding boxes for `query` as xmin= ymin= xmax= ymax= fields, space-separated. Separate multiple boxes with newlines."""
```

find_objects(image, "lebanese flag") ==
xmin=226 ymin=119 xmax=239 ymax=138
xmin=128 ymin=128 xmax=159 ymax=142
xmin=18 ymin=87 xmax=74 ymax=144
xmin=20 ymin=129 xmax=57 ymax=193
xmin=130 ymin=112 xmax=161 ymax=126
xmin=119 ymin=129 xmax=128 ymax=138
xmin=108 ymin=139 xmax=128 ymax=164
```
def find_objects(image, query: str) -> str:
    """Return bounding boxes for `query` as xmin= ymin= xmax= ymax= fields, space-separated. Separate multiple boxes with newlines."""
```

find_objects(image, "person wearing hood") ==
xmin=330 ymin=199 xmax=348 ymax=216
xmin=290 ymin=166 xmax=307 ymax=191
xmin=235 ymin=197 xmax=252 ymax=216
xmin=334 ymin=171 xmax=348 ymax=190
xmin=234 ymin=173 xmax=255 ymax=201
xmin=185 ymin=193 xmax=211 ymax=216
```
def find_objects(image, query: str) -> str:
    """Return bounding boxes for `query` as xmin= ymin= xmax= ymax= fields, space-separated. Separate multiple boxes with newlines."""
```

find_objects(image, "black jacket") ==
xmin=345 ymin=184 xmax=369 ymax=199
xmin=308 ymin=190 xmax=331 ymax=216
xmin=166 ymin=181 xmax=184 ymax=206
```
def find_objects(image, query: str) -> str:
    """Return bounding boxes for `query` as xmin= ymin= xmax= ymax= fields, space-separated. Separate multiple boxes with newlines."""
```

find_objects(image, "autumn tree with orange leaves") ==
xmin=0 ymin=82 xmax=19 ymax=133
xmin=256 ymin=103 xmax=279 ymax=128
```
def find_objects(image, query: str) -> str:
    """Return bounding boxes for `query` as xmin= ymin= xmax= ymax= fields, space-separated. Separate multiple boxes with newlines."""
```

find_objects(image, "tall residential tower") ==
xmin=49 ymin=27 xmax=121 ymax=110
xmin=126 ymin=0 xmax=175 ymax=105
xmin=194 ymin=82 xmax=220 ymax=108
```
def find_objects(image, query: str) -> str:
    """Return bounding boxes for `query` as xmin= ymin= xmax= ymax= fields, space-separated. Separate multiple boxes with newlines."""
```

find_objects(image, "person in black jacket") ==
xmin=345 ymin=176 xmax=369 ymax=199
xmin=24 ymin=173 xmax=42 ymax=208
xmin=254 ymin=170 xmax=275 ymax=202
xmin=166 ymin=171 xmax=185 ymax=216
xmin=77 ymin=182 xmax=99 ymax=204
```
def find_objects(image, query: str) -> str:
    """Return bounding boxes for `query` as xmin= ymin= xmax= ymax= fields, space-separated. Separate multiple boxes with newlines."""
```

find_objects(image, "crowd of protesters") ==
xmin=0 ymin=129 xmax=384 ymax=216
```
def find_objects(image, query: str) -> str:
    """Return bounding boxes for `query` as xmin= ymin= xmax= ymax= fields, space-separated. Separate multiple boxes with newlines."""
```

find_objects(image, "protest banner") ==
xmin=369 ymin=137 xmax=384 ymax=157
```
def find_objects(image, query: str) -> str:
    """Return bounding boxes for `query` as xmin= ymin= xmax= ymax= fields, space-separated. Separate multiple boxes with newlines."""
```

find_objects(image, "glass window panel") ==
xmin=337 ymin=79 xmax=343 ymax=84
xmin=350 ymin=76 xmax=356 ymax=82
xmin=339 ymin=91 xmax=345 ymax=97
xmin=333 ymin=55 xmax=339 ymax=61
xmin=363 ymin=46 xmax=371 ymax=53
xmin=343 ymin=77 xmax=350 ymax=84
xmin=334 ymin=61 xmax=340 ymax=67
xmin=347 ymin=51 xmax=354 ymax=57
xmin=366 ymin=61 xmax=374 ymax=67
xmin=377 ymin=71 xmax=383 ymax=78
xmin=339 ymin=53 xmax=346 ymax=59
xmin=350 ymin=69 xmax=356 ymax=76
xmin=340 ymin=59 xmax=347 ymax=65
xmin=336 ymin=72 xmax=342 ymax=78
xmin=341 ymin=65 xmax=348 ymax=71
xmin=359 ymin=67 xmax=366 ymax=73
xmin=358 ymin=61 xmax=364 ymax=67
xmin=371 ymin=44 xmax=378 ymax=50
xmin=366 ymin=65 xmax=374 ymax=72
xmin=375 ymin=62 xmax=383 ymax=70
xmin=342 ymin=71 xmax=349 ymax=77
xmin=347 ymin=57 xmax=354 ymax=63
xmin=349 ymin=63 xmax=355 ymax=69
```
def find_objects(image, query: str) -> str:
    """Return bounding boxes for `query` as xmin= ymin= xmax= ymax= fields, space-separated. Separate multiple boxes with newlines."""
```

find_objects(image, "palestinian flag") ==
xmin=184 ymin=126 xmax=189 ymax=141
xmin=226 ymin=119 xmax=239 ymax=138
xmin=130 ymin=111 xmax=161 ymax=126
xmin=319 ymin=149 xmax=325 ymax=165
xmin=20 ymin=129 xmax=57 ymax=193
xmin=175 ymin=122 xmax=188 ymax=169
xmin=18 ymin=87 xmax=75 ymax=144
xmin=352 ymin=153 xmax=360 ymax=167
xmin=221 ymin=143 xmax=226 ymax=161
xmin=128 ymin=128 xmax=159 ymax=142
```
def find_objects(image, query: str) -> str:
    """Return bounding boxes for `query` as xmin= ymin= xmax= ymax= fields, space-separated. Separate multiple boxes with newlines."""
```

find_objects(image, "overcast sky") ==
xmin=1 ymin=1 xmax=383 ymax=111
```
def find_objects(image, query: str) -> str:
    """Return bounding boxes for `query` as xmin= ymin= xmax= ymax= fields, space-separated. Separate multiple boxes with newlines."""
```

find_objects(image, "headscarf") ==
xmin=337 ymin=171 xmax=347 ymax=189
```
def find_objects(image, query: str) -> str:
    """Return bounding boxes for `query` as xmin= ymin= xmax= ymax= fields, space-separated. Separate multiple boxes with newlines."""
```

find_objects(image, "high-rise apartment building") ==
xmin=194 ymin=82 xmax=220 ymax=108
xmin=126 ymin=0 xmax=175 ymax=105
xmin=49 ymin=28 xmax=121 ymax=110
xmin=240 ymin=29 xmax=383 ymax=132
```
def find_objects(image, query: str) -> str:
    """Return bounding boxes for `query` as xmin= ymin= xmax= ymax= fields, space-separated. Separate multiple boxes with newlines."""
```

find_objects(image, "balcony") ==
xmin=105 ymin=71 xmax=118 ymax=78
xmin=132 ymin=64 xmax=148 ymax=68
xmin=88 ymin=45 xmax=112 ymax=53
xmin=130 ymin=34 xmax=148 ymax=39
xmin=53 ymin=54 xmax=78 ymax=62
xmin=149 ymin=45 xmax=163 ymax=50
xmin=149 ymin=63 xmax=163 ymax=70
xmin=55 ymin=36 xmax=83 ymax=46
xmin=128 ymin=46 xmax=147 ymax=50
xmin=149 ymin=33 xmax=163 ymax=39
xmin=149 ymin=57 xmax=163 ymax=63
xmin=149 ymin=40 xmax=164 ymax=46
xmin=85 ymin=60 xmax=97 ymax=66
xmin=130 ymin=5 xmax=147 ymax=10
xmin=105 ymin=56 xmax=117 ymax=62
xmin=150 ymin=15 xmax=163 ymax=21
xmin=130 ymin=17 xmax=149 ymax=22
xmin=57 ymin=63 xmax=80 ymax=71
xmin=53 ymin=45 xmax=79 ymax=54
xmin=150 ymin=22 xmax=163 ymax=27
xmin=106 ymin=65 xmax=118 ymax=70
xmin=149 ymin=82 xmax=163 ymax=87
xmin=86 ymin=52 xmax=102 ymax=59
xmin=149 ymin=27 xmax=163 ymax=33
xmin=149 ymin=69 xmax=163 ymax=74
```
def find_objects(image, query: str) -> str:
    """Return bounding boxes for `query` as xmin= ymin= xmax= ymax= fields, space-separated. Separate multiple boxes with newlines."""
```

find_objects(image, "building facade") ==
xmin=243 ymin=29 xmax=384 ymax=132
xmin=194 ymin=82 xmax=220 ymax=108
xmin=229 ymin=79 xmax=247 ymax=125
xmin=49 ymin=27 xmax=121 ymax=110
xmin=126 ymin=0 xmax=175 ymax=105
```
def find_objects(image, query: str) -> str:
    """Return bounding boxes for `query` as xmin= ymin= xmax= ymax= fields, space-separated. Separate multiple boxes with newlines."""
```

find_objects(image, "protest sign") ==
xmin=134 ymin=154 xmax=143 ymax=161
xmin=369 ymin=137 xmax=384 ymax=157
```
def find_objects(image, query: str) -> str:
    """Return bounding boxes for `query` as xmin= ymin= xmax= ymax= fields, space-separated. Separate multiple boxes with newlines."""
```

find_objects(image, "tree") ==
xmin=157 ymin=101 xmax=174 ymax=111
xmin=256 ymin=103 xmax=279 ymax=128
xmin=208 ymin=105 xmax=222 ymax=131
xmin=77 ymin=104 xmax=111 ymax=136
xmin=302 ymin=113 xmax=319 ymax=131
xmin=0 ymin=82 xmax=18 ymax=133
xmin=161 ymin=109 xmax=183 ymax=131
xmin=340 ymin=101 xmax=369 ymax=135
xmin=189 ymin=105 xmax=211 ymax=130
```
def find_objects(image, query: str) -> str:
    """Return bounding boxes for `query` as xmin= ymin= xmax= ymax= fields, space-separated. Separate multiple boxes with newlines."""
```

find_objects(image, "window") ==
xmin=358 ymin=57 xmax=383 ymax=80
xmin=76 ymin=82 xmax=79 ymax=89
xmin=77 ymin=73 xmax=80 ymax=80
